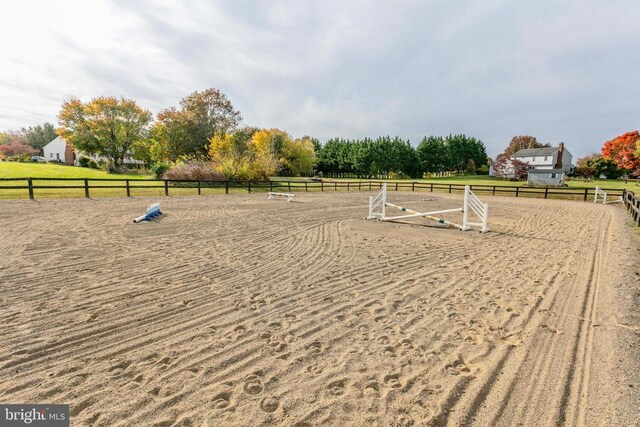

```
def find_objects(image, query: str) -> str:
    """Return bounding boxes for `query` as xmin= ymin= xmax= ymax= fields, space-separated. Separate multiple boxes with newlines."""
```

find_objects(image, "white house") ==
xmin=42 ymin=137 xmax=144 ymax=166
xmin=511 ymin=143 xmax=573 ymax=173
xmin=511 ymin=143 xmax=573 ymax=186
xmin=43 ymin=136 xmax=75 ymax=164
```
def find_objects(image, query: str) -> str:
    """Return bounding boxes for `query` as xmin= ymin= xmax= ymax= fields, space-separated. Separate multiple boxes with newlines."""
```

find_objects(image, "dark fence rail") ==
xmin=0 ymin=177 xmax=628 ymax=202
xmin=622 ymin=189 xmax=640 ymax=227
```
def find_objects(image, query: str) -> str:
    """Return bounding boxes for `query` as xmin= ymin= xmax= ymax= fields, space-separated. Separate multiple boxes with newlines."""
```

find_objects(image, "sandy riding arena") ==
xmin=1 ymin=192 xmax=639 ymax=426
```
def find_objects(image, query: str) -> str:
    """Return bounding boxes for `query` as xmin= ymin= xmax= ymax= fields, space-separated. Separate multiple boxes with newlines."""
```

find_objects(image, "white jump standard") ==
xmin=367 ymin=184 xmax=489 ymax=233
xmin=593 ymin=186 xmax=622 ymax=204
xmin=268 ymin=192 xmax=295 ymax=202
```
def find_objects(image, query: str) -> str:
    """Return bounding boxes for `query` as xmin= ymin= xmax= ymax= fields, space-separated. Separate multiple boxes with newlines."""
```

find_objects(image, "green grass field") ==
xmin=0 ymin=161 xmax=150 ymax=179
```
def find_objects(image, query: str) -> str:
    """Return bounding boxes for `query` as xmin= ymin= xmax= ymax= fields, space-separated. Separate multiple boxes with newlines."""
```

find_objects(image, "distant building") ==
xmin=43 ymin=136 xmax=75 ymax=164
xmin=511 ymin=143 xmax=573 ymax=186
xmin=511 ymin=143 xmax=573 ymax=173
xmin=41 ymin=137 xmax=144 ymax=166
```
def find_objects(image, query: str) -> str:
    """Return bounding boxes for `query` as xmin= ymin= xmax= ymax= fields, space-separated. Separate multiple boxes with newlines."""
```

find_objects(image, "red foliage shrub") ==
xmin=163 ymin=161 xmax=225 ymax=181
xmin=0 ymin=142 xmax=38 ymax=160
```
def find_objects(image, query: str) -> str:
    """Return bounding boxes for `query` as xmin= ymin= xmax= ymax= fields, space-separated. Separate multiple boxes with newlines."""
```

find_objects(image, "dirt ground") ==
xmin=1 ymin=191 xmax=639 ymax=426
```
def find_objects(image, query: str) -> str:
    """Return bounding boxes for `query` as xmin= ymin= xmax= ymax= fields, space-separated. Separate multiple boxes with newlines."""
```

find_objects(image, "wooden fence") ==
xmin=0 ymin=177 xmax=628 ymax=202
xmin=622 ymin=189 xmax=640 ymax=227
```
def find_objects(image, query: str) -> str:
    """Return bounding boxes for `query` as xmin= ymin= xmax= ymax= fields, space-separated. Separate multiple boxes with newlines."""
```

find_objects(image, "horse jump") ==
xmin=367 ymin=184 xmax=489 ymax=233
xmin=268 ymin=192 xmax=295 ymax=202
xmin=594 ymin=186 xmax=622 ymax=204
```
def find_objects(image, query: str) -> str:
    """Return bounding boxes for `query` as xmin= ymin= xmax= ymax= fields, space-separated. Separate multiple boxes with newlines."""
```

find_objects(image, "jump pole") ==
xmin=382 ymin=202 xmax=465 ymax=229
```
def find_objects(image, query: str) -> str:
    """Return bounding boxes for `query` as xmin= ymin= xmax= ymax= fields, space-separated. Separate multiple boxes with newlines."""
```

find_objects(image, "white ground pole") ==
xmin=594 ymin=186 xmax=622 ymax=204
xmin=268 ymin=192 xmax=295 ymax=202
xmin=367 ymin=184 xmax=489 ymax=232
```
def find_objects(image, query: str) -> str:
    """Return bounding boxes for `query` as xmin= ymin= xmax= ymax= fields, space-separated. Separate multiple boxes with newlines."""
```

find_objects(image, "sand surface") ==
xmin=1 ymin=191 xmax=639 ymax=426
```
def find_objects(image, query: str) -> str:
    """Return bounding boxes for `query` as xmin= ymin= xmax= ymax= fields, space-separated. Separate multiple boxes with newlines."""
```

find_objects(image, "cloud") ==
xmin=1 ymin=0 xmax=639 ymax=158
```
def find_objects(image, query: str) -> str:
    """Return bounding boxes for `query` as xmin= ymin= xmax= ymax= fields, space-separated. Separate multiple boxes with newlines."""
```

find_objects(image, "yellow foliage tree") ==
xmin=209 ymin=128 xmax=316 ymax=179
xmin=281 ymin=136 xmax=317 ymax=176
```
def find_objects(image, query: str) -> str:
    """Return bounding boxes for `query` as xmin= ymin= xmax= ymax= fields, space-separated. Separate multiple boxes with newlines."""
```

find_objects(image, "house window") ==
xmin=56 ymin=153 xmax=60 ymax=160
xmin=551 ymin=173 xmax=557 ymax=178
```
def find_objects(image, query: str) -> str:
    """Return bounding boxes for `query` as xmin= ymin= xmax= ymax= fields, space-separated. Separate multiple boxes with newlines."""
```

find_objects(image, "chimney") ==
xmin=555 ymin=142 xmax=564 ymax=169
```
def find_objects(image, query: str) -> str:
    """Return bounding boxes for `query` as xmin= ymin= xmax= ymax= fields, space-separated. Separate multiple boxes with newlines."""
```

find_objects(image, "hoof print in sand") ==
xmin=212 ymin=391 xmax=233 ymax=410
xmin=327 ymin=379 xmax=347 ymax=397
xmin=260 ymin=396 xmax=280 ymax=413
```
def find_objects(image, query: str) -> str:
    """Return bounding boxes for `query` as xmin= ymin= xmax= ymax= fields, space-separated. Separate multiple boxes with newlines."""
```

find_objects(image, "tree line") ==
xmin=316 ymin=135 xmax=488 ymax=179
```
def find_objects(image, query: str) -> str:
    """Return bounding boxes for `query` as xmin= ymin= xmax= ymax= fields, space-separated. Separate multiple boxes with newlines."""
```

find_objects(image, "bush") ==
xmin=163 ymin=161 xmax=225 ymax=181
xmin=78 ymin=156 xmax=99 ymax=169
xmin=152 ymin=163 xmax=169 ymax=179
xmin=477 ymin=165 xmax=489 ymax=175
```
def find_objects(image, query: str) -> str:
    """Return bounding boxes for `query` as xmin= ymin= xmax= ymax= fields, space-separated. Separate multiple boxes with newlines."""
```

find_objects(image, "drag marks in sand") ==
xmin=0 ymin=192 xmax=635 ymax=426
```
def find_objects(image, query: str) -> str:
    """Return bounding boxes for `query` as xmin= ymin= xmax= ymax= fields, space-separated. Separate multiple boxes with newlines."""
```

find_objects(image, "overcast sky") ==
xmin=1 ymin=0 xmax=639 ymax=158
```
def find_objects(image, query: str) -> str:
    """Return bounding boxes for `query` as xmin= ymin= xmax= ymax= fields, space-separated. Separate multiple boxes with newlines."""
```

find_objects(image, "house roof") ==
xmin=512 ymin=147 xmax=558 ymax=157
xmin=43 ymin=136 xmax=66 ymax=149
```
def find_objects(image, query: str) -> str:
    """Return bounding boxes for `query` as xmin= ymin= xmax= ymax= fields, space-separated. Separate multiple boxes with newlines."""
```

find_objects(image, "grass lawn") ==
xmin=0 ymin=161 xmax=151 ymax=179
xmin=0 ymin=161 xmax=155 ymax=199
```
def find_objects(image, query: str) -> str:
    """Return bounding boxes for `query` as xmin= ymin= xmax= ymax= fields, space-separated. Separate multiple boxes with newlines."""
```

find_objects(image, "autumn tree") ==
xmin=280 ymin=136 xmax=317 ymax=176
xmin=58 ymin=97 xmax=152 ymax=171
xmin=601 ymin=131 xmax=640 ymax=172
xmin=501 ymin=135 xmax=550 ymax=158
xmin=155 ymin=88 xmax=242 ymax=159
xmin=209 ymin=128 xmax=315 ymax=180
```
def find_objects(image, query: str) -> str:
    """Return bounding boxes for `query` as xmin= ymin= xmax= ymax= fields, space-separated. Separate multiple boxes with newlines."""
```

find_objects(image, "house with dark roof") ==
xmin=511 ymin=143 xmax=573 ymax=173
xmin=511 ymin=143 xmax=573 ymax=186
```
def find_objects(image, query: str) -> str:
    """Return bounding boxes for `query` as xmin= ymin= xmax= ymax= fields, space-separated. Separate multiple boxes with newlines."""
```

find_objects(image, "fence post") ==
xmin=395 ymin=182 xmax=398 ymax=192
xmin=247 ymin=181 xmax=251 ymax=193
xmin=335 ymin=182 xmax=337 ymax=191
xmin=412 ymin=182 xmax=415 ymax=192
xmin=321 ymin=182 xmax=324 ymax=191
xmin=28 ymin=178 xmax=34 ymax=200
xmin=225 ymin=181 xmax=229 ymax=194
xmin=583 ymin=188 xmax=588 ymax=201
xmin=164 ymin=180 xmax=169 ymax=196
xmin=305 ymin=182 xmax=308 ymax=192
xmin=448 ymin=184 xmax=452 ymax=194
xmin=197 ymin=180 xmax=201 ymax=195
xmin=515 ymin=187 xmax=519 ymax=197
xmin=288 ymin=181 xmax=291 ymax=192
xmin=359 ymin=182 xmax=362 ymax=191
xmin=347 ymin=182 xmax=350 ymax=191
xmin=544 ymin=187 xmax=548 ymax=199
xmin=430 ymin=183 xmax=434 ymax=192
xmin=492 ymin=186 xmax=496 ymax=196
xmin=126 ymin=179 xmax=131 ymax=197
xmin=84 ymin=179 xmax=90 ymax=198
xmin=369 ymin=182 xmax=372 ymax=191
